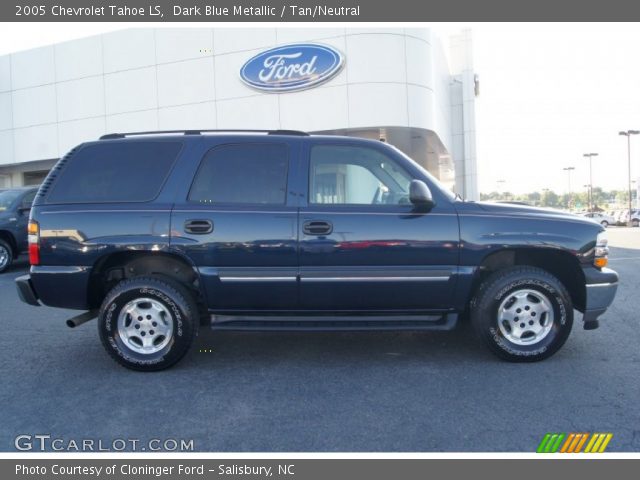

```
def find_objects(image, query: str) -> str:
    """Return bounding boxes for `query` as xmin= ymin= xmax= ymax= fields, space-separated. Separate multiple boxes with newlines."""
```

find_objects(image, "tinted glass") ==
xmin=189 ymin=144 xmax=288 ymax=205
xmin=47 ymin=142 xmax=182 ymax=204
xmin=0 ymin=190 xmax=21 ymax=211
xmin=22 ymin=190 xmax=37 ymax=207
xmin=309 ymin=145 xmax=412 ymax=205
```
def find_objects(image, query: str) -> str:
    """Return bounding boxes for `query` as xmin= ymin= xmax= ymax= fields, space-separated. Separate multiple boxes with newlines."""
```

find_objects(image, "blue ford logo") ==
xmin=240 ymin=43 xmax=344 ymax=92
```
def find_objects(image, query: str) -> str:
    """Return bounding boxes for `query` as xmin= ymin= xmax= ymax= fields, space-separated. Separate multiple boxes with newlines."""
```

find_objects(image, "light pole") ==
xmin=619 ymin=130 xmax=639 ymax=226
xmin=563 ymin=166 xmax=575 ymax=209
xmin=583 ymin=153 xmax=599 ymax=212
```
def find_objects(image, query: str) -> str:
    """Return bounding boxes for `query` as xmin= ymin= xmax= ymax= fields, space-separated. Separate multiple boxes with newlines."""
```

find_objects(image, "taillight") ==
xmin=28 ymin=220 xmax=40 ymax=265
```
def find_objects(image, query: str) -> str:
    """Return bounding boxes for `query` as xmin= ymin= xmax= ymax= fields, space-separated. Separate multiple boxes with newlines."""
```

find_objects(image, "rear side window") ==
xmin=46 ymin=141 xmax=182 ymax=204
xmin=189 ymin=144 xmax=288 ymax=205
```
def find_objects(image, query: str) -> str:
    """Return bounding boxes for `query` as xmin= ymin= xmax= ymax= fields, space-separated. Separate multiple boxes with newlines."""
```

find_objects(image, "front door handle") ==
xmin=184 ymin=219 xmax=213 ymax=235
xmin=303 ymin=220 xmax=333 ymax=236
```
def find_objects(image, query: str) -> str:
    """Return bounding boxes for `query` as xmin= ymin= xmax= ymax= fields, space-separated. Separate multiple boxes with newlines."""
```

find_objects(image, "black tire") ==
xmin=601 ymin=221 xmax=608 ymax=228
xmin=0 ymin=239 xmax=13 ymax=274
xmin=633 ymin=219 xmax=639 ymax=228
xmin=470 ymin=266 xmax=573 ymax=362
xmin=98 ymin=276 xmax=199 ymax=371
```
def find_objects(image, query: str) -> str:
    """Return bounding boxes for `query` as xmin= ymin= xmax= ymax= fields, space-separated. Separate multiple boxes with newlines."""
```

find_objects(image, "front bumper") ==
xmin=15 ymin=274 xmax=40 ymax=306
xmin=582 ymin=267 xmax=619 ymax=327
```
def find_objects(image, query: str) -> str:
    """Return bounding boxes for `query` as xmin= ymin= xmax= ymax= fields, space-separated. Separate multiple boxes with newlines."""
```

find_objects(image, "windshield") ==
xmin=0 ymin=190 xmax=21 ymax=211
xmin=388 ymin=145 xmax=458 ymax=202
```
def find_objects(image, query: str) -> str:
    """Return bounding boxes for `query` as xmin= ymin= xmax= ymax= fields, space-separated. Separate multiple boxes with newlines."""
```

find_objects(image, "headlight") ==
xmin=594 ymin=231 xmax=609 ymax=268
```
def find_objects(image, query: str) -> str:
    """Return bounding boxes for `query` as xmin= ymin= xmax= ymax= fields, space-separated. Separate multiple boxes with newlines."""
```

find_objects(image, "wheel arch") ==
xmin=472 ymin=247 xmax=586 ymax=312
xmin=87 ymin=250 xmax=206 ymax=310
xmin=0 ymin=230 xmax=18 ymax=257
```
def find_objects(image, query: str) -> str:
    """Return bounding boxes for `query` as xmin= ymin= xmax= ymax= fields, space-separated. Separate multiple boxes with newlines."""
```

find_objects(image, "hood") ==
xmin=474 ymin=201 xmax=600 ymax=227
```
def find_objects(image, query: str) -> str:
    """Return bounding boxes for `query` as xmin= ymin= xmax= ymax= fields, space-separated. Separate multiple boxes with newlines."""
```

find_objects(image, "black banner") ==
xmin=5 ymin=0 xmax=640 ymax=21
xmin=5 ymin=459 xmax=640 ymax=480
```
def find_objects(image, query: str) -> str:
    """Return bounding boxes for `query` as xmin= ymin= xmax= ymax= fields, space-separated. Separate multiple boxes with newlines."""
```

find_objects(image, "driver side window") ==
xmin=309 ymin=145 xmax=411 ymax=205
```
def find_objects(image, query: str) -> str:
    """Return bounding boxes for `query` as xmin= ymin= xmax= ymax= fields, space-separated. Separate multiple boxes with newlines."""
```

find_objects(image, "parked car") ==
xmin=15 ymin=130 xmax=619 ymax=370
xmin=619 ymin=209 xmax=640 ymax=227
xmin=582 ymin=212 xmax=616 ymax=227
xmin=614 ymin=210 xmax=627 ymax=225
xmin=0 ymin=187 xmax=38 ymax=273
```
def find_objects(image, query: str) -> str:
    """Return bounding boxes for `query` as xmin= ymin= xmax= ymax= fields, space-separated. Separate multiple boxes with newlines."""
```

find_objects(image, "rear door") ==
xmin=170 ymin=138 xmax=300 ymax=312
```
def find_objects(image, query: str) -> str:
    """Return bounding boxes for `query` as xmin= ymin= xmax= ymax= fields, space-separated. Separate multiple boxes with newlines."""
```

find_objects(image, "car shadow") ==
xmin=183 ymin=320 xmax=493 ymax=370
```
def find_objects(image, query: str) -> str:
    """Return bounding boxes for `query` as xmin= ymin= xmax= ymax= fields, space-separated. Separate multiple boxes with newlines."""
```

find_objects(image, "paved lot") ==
xmin=1 ymin=228 xmax=639 ymax=452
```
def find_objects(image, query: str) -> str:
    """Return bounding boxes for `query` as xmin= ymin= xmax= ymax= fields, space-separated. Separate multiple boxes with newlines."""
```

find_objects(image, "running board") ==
xmin=210 ymin=313 xmax=458 ymax=331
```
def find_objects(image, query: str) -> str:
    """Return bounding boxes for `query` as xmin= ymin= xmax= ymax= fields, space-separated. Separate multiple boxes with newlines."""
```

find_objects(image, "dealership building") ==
xmin=0 ymin=27 xmax=478 ymax=199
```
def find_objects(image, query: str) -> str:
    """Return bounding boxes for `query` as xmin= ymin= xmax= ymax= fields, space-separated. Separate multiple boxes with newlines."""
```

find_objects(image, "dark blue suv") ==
xmin=15 ymin=130 xmax=619 ymax=370
xmin=0 ymin=187 xmax=38 ymax=273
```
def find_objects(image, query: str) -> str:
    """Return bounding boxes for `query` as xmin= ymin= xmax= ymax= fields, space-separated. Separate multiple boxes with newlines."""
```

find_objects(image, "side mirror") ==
xmin=409 ymin=180 xmax=435 ymax=209
xmin=18 ymin=202 xmax=32 ymax=214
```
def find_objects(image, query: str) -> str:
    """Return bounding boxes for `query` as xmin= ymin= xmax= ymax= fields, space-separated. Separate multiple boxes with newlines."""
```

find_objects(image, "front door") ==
xmin=170 ymin=141 xmax=299 ymax=311
xmin=298 ymin=142 xmax=459 ymax=312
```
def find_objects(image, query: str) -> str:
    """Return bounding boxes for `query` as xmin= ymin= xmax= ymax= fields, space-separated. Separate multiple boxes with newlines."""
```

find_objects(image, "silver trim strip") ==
xmin=301 ymin=276 xmax=450 ymax=282
xmin=42 ymin=210 xmax=171 ymax=214
xmin=220 ymin=276 xmax=297 ymax=282
xmin=173 ymin=210 xmax=454 ymax=216
xmin=173 ymin=210 xmax=295 ymax=215
xmin=585 ymin=282 xmax=618 ymax=288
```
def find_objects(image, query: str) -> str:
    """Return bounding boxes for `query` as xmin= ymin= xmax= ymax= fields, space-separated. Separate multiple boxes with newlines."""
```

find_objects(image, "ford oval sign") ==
xmin=240 ymin=43 xmax=344 ymax=93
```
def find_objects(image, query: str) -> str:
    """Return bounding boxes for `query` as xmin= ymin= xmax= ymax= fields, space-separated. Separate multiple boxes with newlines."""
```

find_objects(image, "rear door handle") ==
xmin=184 ymin=219 xmax=213 ymax=235
xmin=303 ymin=220 xmax=333 ymax=236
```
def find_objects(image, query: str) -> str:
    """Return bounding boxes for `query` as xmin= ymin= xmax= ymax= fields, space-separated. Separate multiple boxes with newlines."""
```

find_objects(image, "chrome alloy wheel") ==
xmin=0 ymin=244 xmax=9 ymax=270
xmin=497 ymin=288 xmax=554 ymax=346
xmin=117 ymin=298 xmax=173 ymax=355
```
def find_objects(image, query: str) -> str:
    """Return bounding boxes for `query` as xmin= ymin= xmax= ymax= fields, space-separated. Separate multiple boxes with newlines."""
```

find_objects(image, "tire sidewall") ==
xmin=99 ymin=279 xmax=194 ymax=370
xmin=0 ymin=240 xmax=13 ymax=273
xmin=473 ymin=270 xmax=573 ymax=360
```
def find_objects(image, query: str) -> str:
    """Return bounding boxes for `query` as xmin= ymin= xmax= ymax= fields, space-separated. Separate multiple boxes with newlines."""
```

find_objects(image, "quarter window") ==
xmin=309 ymin=145 xmax=412 ymax=205
xmin=47 ymin=141 xmax=182 ymax=204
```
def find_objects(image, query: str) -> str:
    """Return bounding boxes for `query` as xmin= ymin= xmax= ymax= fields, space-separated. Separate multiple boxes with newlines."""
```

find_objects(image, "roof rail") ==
xmin=99 ymin=129 xmax=309 ymax=140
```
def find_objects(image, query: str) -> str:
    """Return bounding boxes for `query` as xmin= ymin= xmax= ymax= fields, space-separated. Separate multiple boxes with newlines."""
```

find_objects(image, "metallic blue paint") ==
xmin=19 ymin=133 xmax=612 ymax=323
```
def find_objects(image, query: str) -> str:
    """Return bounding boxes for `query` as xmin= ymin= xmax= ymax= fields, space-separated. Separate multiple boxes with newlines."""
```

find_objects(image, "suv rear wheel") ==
xmin=98 ymin=276 xmax=199 ymax=371
xmin=0 ymin=239 xmax=13 ymax=273
xmin=471 ymin=266 xmax=573 ymax=362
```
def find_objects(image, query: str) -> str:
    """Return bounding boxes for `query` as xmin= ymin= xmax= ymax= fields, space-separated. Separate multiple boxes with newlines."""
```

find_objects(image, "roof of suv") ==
xmin=2 ymin=186 xmax=39 ymax=192
xmin=98 ymin=129 xmax=311 ymax=140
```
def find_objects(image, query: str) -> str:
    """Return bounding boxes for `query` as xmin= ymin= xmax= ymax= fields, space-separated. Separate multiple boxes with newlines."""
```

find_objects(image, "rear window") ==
xmin=46 ymin=141 xmax=182 ymax=204
xmin=189 ymin=143 xmax=288 ymax=205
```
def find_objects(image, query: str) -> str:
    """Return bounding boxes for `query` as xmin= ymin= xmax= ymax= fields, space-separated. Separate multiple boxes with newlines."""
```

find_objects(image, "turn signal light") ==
xmin=594 ymin=257 xmax=608 ymax=268
xmin=593 ymin=231 xmax=608 ymax=269
xmin=28 ymin=220 xmax=40 ymax=265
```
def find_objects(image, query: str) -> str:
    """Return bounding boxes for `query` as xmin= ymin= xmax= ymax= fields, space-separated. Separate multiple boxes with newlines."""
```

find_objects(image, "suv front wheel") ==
xmin=98 ymin=276 xmax=199 ymax=371
xmin=471 ymin=266 xmax=573 ymax=362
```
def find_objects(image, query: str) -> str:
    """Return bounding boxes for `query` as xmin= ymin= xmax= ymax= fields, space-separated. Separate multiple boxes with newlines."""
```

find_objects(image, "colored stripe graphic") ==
xmin=574 ymin=433 xmax=589 ymax=453
xmin=538 ymin=433 xmax=613 ymax=453
xmin=537 ymin=433 xmax=552 ymax=453
xmin=584 ymin=433 xmax=613 ymax=453
xmin=537 ymin=433 xmax=565 ymax=453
